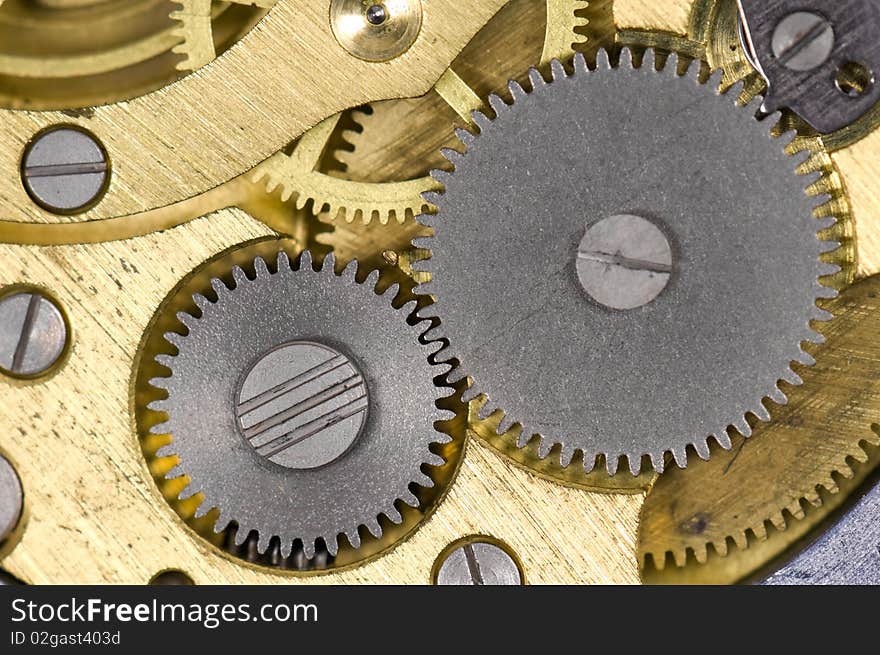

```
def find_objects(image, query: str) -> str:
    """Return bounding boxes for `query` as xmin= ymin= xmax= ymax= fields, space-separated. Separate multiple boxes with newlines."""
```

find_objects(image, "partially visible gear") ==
xmin=140 ymin=242 xmax=461 ymax=565
xmin=416 ymin=50 xmax=841 ymax=477
xmin=252 ymin=115 xmax=439 ymax=225
xmin=171 ymin=0 xmax=275 ymax=72
xmin=639 ymin=274 xmax=880 ymax=577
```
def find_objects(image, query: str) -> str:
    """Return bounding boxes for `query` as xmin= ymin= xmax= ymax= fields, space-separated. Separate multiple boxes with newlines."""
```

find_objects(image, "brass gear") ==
xmin=639 ymin=275 xmax=880 ymax=582
xmin=171 ymin=0 xmax=275 ymax=72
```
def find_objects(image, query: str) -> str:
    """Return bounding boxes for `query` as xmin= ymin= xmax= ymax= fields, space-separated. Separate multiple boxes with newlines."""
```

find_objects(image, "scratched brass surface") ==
xmin=0 ymin=209 xmax=641 ymax=584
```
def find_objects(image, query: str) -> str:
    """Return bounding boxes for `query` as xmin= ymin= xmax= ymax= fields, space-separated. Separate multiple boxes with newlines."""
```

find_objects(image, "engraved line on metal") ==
xmin=463 ymin=544 xmax=485 ymax=585
xmin=577 ymin=250 xmax=673 ymax=274
xmin=237 ymin=354 xmax=348 ymax=416
xmin=242 ymin=373 xmax=366 ymax=441
xmin=24 ymin=162 xmax=109 ymax=178
xmin=258 ymin=394 xmax=369 ymax=459
xmin=11 ymin=294 xmax=41 ymax=373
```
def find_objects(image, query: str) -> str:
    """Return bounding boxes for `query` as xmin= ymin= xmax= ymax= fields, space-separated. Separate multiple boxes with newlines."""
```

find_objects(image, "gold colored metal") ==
xmin=172 ymin=0 xmax=275 ymax=72
xmin=542 ymin=0 xmax=589 ymax=64
xmin=639 ymin=275 xmax=880 ymax=579
xmin=0 ymin=208 xmax=642 ymax=584
xmin=330 ymin=0 xmax=423 ymax=62
xmin=433 ymin=68 xmax=485 ymax=125
xmin=0 ymin=0 xmax=508 ymax=225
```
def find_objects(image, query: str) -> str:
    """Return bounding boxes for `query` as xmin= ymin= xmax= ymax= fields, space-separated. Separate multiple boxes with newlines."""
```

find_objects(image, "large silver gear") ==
xmin=415 ymin=50 xmax=839 ymax=476
xmin=149 ymin=250 xmax=452 ymax=559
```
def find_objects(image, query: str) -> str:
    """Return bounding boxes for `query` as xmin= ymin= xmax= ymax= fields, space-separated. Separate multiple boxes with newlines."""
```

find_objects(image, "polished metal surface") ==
xmin=770 ymin=11 xmax=835 ymax=72
xmin=151 ymin=252 xmax=448 ymax=558
xmin=435 ymin=540 xmax=523 ymax=585
xmin=418 ymin=51 xmax=835 ymax=475
xmin=576 ymin=214 xmax=673 ymax=311
xmin=235 ymin=341 xmax=369 ymax=470
xmin=0 ymin=454 xmax=23 ymax=543
xmin=738 ymin=0 xmax=880 ymax=133
xmin=762 ymin=474 xmax=880 ymax=585
xmin=0 ymin=290 xmax=68 ymax=378
xmin=20 ymin=126 xmax=110 ymax=214
xmin=330 ymin=0 xmax=423 ymax=62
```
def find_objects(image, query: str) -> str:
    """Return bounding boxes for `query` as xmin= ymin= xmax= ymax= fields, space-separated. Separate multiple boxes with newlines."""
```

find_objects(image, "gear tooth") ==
xmin=769 ymin=386 xmax=788 ymax=405
xmin=192 ymin=293 xmax=211 ymax=311
xmin=365 ymin=518 xmax=383 ymax=539
xmin=155 ymin=352 xmax=176 ymax=368
xmin=410 ymin=236 xmax=433 ymax=250
xmin=150 ymin=422 xmax=171 ymax=438
xmin=476 ymin=398 xmax=495 ymax=421
xmin=279 ymin=538 xmax=294 ymax=558
xmin=461 ymin=385 xmax=482 ymax=403
xmin=454 ymin=127 xmax=476 ymax=148
xmin=345 ymin=529 xmax=361 ymax=550
xmin=796 ymin=348 xmax=816 ymax=367
xmin=253 ymin=256 xmax=270 ymax=278
xmin=515 ymin=429 xmax=532 ymax=449
xmin=472 ymin=110 xmax=493 ymax=131
xmin=626 ymin=454 xmax=643 ymax=476
xmin=421 ymin=190 xmax=443 ymax=206
xmin=446 ymin=366 xmax=467 ymax=384
xmin=488 ymin=94 xmax=508 ymax=115
xmin=744 ymin=93 xmax=765 ymax=115
xmin=537 ymin=437 xmax=554 ymax=459
xmin=595 ymin=48 xmax=612 ymax=70
xmin=210 ymin=278 xmax=229 ymax=295
xmin=714 ymin=538 xmax=729 ymax=558
xmin=708 ymin=68 xmax=725 ymax=91
xmin=276 ymin=250 xmax=291 ymax=272
xmin=424 ymin=452 xmax=446 ymax=468
xmin=559 ymin=444 xmax=575 ymax=468
xmin=231 ymin=266 xmax=248 ymax=287
xmin=175 ymin=312 xmax=197 ymax=331
xmin=255 ymin=531 xmax=273 ymax=555
xmin=753 ymin=401 xmax=771 ymax=422
xmin=431 ymin=168 xmax=453 ymax=187
xmin=764 ymin=111 xmax=784 ymax=135
xmin=509 ymin=79 xmax=528 ymax=100
xmin=178 ymin=483 xmax=198 ymax=501
xmin=813 ymin=307 xmax=835 ymax=323
xmin=664 ymin=51 xmax=679 ymax=73
xmin=573 ymin=52 xmax=588 ymax=73
xmin=734 ymin=418 xmax=752 ymax=438
xmin=233 ymin=526 xmax=250 ymax=547
xmin=321 ymin=251 xmax=336 ymax=273
xmin=714 ymin=430 xmax=733 ymax=450
xmin=781 ymin=367 xmax=803 ymax=386
xmin=682 ymin=57 xmax=700 ymax=79
xmin=693 ymin=543 xmax=708 ymax=565
xmin=605 ymin=453 xmax=620 ymax=476
xmin=650 ymin=452 xmax=667 ymax=472
xmin=671 ymin=447 xmax=688 ymax=469
xmin=527 ymin=67 xmax=546 ymax=89
xmin=384 ymin=505 xmax=403 ymax=524
xmin=694 ymin=437 xmax=712 ymax=460
xmin=440 ymin=147 xmax=465 ymax=168
xmin=732 ymin=530 xmax=748 ymax=550
xmin=549 ymin=59 xmax=566 ymax=82
xmin=303 ymin=539 xmax=318 ymax=559
xmin=400 ymin=490 xmax=420 ymax=508
xmin=146 ymin=397 xmax=168 ymax=412
xmin=299 ymin=249 xmax=315 ymax=271
xmin=364 ymin=269 xmax=381 ymax=292
xmin=156 ymin=444 xmax=176 ymax=459
xmin=497 ymin=413 xmax=516 ymax=435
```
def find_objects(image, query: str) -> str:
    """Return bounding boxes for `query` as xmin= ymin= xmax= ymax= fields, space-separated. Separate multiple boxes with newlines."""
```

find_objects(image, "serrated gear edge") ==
xmin=412 ymin=48 xmax=844 ymax=477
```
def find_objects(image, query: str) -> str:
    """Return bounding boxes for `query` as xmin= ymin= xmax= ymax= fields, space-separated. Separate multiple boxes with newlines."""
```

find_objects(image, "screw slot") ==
xmin=836 ymin=61 xmax=875 ymax=98
xmin=149 ymin=570 xmax=194 ymax=585
xmin=20 ymin=125 xmax=110 ymax=215
xmin=0 ymin=286 xmax=70 ymax=380
xmin=770 ymin=11 xmax=835 ymax=72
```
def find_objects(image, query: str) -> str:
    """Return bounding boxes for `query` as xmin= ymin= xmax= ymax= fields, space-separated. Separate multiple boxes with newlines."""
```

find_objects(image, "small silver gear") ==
xmin=149 ymin=250 xmax=454 ymax=559
xmin=415 ymin=50 xmax=840 ymax=476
